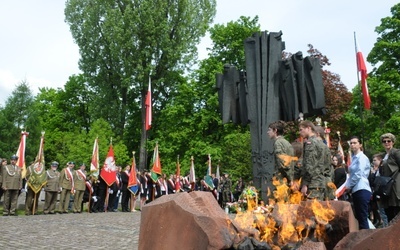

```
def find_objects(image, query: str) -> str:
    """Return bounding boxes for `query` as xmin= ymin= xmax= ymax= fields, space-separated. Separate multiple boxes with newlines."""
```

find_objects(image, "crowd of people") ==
xmin=1 ymin=121 xmax=400 ymax=231
xmin=0 ymin=159 xmax=141 ymax=215
xmin=267 ymin=120 xmax=400 ymax=230
xmin=0 ymin=155 xmax=245 ymax=216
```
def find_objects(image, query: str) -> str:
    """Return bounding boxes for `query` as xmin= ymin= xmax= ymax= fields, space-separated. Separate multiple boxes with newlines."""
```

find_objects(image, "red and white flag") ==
xmin=90 ymin=137 xmax=99 ymax=178
xmin=356 ymin=40 xmax=371 ymax=109
xmin=16 ymin=131 xmax=29 ymax=178
xmin=145 ymin=77 xmax=152 ymax=131
xmin=100 ymin=145 xmax=117 ymax=186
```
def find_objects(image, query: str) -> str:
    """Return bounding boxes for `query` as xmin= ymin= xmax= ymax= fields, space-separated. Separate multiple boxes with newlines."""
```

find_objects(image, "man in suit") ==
xmin=2 ymin=155 xmax=22 ymax=216
xmin=43 ymin=161 xmax=61 ymax=214
xmin=73 ymin=163 xmax=87 ymax=213
xmin=58 ymin=161 xmax=75 ymax=213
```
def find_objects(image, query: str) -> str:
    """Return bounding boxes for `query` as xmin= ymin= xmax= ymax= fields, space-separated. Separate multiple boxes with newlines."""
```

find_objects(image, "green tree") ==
xmin=1 ymin=81 xmax=40 ymax=163
xmin=65 ymin=0 xmax=217 ymax=170
xmin=150 ymin=16 xmax=260 ymax=180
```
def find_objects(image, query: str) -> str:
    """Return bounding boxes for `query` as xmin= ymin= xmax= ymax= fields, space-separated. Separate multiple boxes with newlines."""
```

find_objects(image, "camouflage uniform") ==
xmin=221 ymin=176 xmax=232 ymax=207
xmin=301 ymin=136 xmax=330 ymax=200
xmin=274 ymin=136 xmax=295 ymax=182
xmin=318 ymin=139 xmax=335 ymax=200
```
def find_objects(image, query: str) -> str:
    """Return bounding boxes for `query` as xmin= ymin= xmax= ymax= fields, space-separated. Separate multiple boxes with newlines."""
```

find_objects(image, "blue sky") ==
xmin=0 ymin=0 xmax=398 ymax=105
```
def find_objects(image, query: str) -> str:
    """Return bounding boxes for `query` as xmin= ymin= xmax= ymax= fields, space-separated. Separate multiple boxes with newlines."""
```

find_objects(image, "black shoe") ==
xmin=3 ymin=214 xmax=9 ymax=216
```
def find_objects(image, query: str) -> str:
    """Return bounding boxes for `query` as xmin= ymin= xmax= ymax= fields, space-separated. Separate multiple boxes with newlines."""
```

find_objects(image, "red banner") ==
xmin=100 ymin=145 xmax=117 ymax=186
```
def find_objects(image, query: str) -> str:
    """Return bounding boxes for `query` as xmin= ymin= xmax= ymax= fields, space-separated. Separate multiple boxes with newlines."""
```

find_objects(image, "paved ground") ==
xmin=0 ymin=192 xmax=141 ymax=250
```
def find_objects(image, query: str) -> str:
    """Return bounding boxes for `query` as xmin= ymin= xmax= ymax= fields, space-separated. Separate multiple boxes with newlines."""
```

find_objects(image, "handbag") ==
xmin=373 ymin=175 xmax=394 ymax=197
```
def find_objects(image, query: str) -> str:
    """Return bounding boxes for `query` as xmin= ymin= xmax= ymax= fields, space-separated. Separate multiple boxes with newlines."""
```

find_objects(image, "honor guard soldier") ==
xmin=59 ymin=161 xmax=75 ymax=213
xmin=2 ymin=155 xmax=22 ymax=216
xmin=73 ymin=163 xmax=87 ymax=213
xmin=43 ymin=161 xmax=61 ymax=214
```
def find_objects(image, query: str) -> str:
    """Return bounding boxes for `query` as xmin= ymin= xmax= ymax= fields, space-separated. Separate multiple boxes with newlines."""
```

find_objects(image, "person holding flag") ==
xmin=127 ymin=152 xmax=140 ymax=211
xmin=25 ymin=164 xmax=41 ymax=215
xmin=2 ymin=155 xmax=22 ymax=216
xmin=25 ymin=132 xmax=47 ymax=215
xmin=58 ymin=161 xmax=75 ymax=214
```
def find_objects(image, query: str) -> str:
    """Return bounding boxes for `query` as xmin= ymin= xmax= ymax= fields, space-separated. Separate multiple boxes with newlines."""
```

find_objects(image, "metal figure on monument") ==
xmin=216 ymin=31 xmax=326 ymax=201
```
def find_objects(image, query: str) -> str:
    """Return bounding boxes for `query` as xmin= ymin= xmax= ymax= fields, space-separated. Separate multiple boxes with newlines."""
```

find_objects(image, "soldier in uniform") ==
xmin=299 ymin=120 xmax=327 ymax=200
xmin=73 ymin=163 xmax=87 ymax=213
xmin=58 ymin=161 xmax=75 ymax=213
xmin=314 ymin=125 xmax=334 ymax=200
xmin=220 ymin=172 xmax=232 ymax=208
xmin=267 ymin=120 xmax=296 ymax=183
xmin=43 ymin=161 xmax=61 ymax=214
xmin=25 ymin=163 xmax=40 ymax=215
xmin=0 ymin=158 xmax=7 ymax=201
xmin=2 ymin=155 xmax=22 ymax=216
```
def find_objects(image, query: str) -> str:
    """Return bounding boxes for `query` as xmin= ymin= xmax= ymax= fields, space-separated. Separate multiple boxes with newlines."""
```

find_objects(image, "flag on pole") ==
xmin=150 ymin=143 xmax=162 ymax=182
xmin=128 ymin=152 xmax=139 ymax=195
xmin=27 ymin=132 xmax=47 ymax=194
xmin=346 ymin=141 xmax=352 ymax=167
xmin=145 ymin=77 xmax=152 ymax=131
xmin=336 ymin=132 xmax=344 ymax=160
xmin=355 ymin=36 xmax=371 ymax=109
xmin=324 ymin=122 xmax=331 ymax=148
xmin=100 ymin=144 xmax=117 ymax=186
xmin=16 ymin=131 xmax=29 ymax=178
xmin=90 ymin=137 xmax=99 ymax=179
xmin=204 ymin=154 xmax=214 ymax=189
xmin=216 ymin=163 xmax=220 ymax=180
xmin=175 ymin=155 xmax=181 ymax=192
xmin=189 ymin=156 xmax=196 ymax=189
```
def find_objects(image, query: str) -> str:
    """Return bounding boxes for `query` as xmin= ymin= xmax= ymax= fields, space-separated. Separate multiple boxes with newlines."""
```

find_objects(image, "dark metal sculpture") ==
xmin=216 ymin=31 xmax=326 ymax=201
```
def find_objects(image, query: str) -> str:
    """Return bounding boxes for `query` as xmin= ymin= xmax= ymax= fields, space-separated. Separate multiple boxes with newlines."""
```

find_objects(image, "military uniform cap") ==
xmin=51 ymin=161 xmax=59 ymax=166
xmin=10 ymin=155 xmax=18 ymax=160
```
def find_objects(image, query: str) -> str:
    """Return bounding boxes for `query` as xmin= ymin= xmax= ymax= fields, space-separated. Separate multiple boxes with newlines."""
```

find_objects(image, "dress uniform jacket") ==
xmin=44 ymin=169 xmax=60 ymax=192
xmin=73 ymin=170 xmax=87 ymax=191
xmin=60 ymin=167 xmax=74 ymax=190
xmin=2 ymin=164 xmax=22 ymax=190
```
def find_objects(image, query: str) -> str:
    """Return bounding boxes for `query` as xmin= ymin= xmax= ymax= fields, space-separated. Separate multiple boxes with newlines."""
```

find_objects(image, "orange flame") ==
xmin=232 ymin=178 xmax=336 ymax=248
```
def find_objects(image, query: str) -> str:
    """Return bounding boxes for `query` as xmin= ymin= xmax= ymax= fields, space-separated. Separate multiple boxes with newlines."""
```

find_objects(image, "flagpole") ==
xmin=354 ymin=31 xmax=365 ymax=147
xmin=33 ymin=193 xmax=37 ymax=215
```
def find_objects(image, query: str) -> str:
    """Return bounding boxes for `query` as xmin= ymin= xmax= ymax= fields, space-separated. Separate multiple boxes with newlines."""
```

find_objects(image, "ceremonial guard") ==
xmin=73 ymin=163 xmax=87 ymax=213
xmin=43 ymin=161 xmax=61 ymax=214
xmin=25 ymin=163 xmax=40 ymax=215
xmin=58 ymin=161 xmax=75 ymax=213
xmin=2 ymin=155 xmax=22 ymax=216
